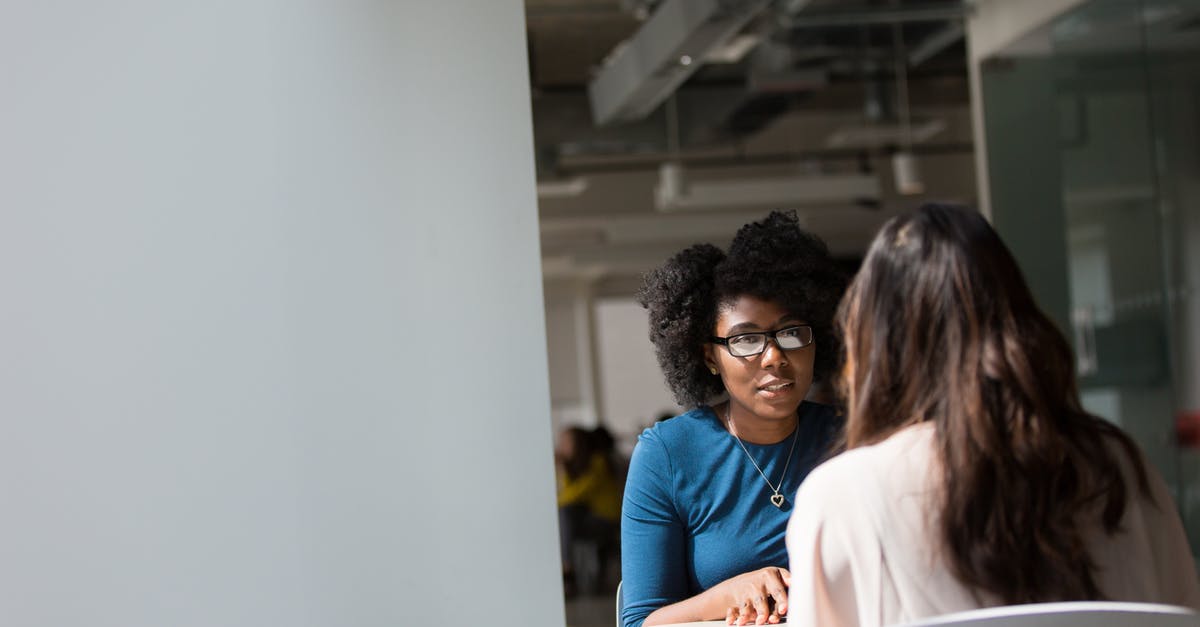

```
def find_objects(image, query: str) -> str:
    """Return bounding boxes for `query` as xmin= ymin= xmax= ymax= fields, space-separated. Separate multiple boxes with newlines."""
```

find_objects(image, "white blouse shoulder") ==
xmin=786 ymin=423 xmax=1200 ymax=627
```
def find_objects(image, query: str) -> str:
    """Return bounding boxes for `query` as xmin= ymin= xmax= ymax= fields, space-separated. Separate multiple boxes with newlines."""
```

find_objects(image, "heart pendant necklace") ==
xmin=727 ymin=404 xmax=800 ymax=509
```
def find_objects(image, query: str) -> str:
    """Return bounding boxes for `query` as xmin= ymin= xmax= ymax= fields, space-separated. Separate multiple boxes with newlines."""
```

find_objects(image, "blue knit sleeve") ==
xmin=620 ymin=429 xmax=687 ymax=627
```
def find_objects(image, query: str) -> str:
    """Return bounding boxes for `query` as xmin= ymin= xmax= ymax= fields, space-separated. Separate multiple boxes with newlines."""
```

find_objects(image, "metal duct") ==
xmin=587 ymin=0 xmax=772 ymax=126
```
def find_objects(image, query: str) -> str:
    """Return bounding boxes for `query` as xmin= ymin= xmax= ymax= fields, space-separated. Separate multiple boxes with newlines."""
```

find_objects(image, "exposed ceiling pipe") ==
xmin=780 ymin=2 xmax=970 ymax=29
xmin=554 ymin=142 xmax=975 ymax=176
xmin=909 ymin=21 xmax=966 ymax=66
xmin=587 ymin=0 xmax=772 ymax=126
xmin=891 ymin=2 xmax=925 ymax=196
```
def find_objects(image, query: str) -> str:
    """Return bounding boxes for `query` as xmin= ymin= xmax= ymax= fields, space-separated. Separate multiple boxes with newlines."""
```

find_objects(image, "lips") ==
xmin=758 ymin=380 xmax=794 ymax=393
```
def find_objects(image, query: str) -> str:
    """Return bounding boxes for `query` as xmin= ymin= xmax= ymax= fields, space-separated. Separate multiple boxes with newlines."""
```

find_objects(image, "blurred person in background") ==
xmin=556 ymin=425 xmax=622 ymax=597
xmin=590 ymin=424 xmax=629 ymax=495
xmin=786 ymin=204 xmax=1200 ymax=627
xmin=623 ymin=211 xmax=846 ymax=627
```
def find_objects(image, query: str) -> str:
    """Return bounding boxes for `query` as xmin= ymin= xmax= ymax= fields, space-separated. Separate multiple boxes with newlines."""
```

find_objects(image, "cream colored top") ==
xmin=786 ymin=422 xmax=1200 ymax=627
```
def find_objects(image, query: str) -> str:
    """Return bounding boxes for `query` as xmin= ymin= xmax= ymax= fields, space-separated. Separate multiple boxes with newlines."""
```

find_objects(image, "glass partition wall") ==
xmin=981 ymin=0 xmax=1200 ymax=557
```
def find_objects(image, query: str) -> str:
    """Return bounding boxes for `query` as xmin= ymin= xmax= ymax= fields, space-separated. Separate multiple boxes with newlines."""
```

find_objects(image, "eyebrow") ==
xmin=725 ymin=315 xmax=806 ymax=335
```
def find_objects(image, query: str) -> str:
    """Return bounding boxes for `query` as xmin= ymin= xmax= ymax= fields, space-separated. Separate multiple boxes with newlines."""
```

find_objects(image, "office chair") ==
xmin=898 ymin=601 xmax=1200 ymax=627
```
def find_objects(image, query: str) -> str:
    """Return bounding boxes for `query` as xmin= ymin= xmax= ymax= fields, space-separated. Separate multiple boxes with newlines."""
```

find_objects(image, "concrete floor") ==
xmin=565 ymin=592 xmax=617 ymax=627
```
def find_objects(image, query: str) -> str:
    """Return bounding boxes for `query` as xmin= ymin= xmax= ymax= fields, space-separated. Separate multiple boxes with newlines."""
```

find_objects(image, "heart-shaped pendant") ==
xmin=770 ymin=493 xmax=785 ymax=508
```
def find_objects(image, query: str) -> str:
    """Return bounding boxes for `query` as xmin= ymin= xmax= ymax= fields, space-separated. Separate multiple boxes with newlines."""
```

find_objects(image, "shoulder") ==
xmin=1102 ymin=429 xmax=1176 ymax=512
xmin=797 ymin=422 xmax=936 ymax=507
xmin=638 ymin=406 xmax=722 ymax=448
xmin=629 ymin=407 xmax=725 ymax=483
xmin=790 ymin=424 xmax=938 ymax=567
xmin=625 ymin=408 xmax=721 ymax=507
xmin=794 ymin=447 xmax=870 ymax=507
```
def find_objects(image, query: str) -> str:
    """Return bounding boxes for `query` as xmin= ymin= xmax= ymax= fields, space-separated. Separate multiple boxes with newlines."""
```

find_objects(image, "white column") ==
xmin=0 ymin=2 xmax=563 ymax=626
xmin=573 ymin=280 xmax=605 ymax=428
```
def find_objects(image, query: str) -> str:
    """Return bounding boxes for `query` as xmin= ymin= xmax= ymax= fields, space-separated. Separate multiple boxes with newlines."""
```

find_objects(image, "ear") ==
xmin=703 ymin=344 xmax=719 ymax=375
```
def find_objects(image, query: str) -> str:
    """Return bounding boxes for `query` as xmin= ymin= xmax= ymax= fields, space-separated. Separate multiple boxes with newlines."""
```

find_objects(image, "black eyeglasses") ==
xmin=710 ymin=325 xmax=814 ymax=358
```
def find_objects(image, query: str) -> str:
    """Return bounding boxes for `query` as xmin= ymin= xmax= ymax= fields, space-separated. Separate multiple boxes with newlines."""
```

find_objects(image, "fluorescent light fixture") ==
xmin=825 ymin=119 xmax=946 ymax=148
xmin=654 ymin=162 xmax=880 ymax=212
xmin=536 ymin=177 xmax=589 ymax=199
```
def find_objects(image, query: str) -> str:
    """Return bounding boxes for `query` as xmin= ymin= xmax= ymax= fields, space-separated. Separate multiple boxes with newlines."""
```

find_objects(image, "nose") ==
xmin=759 ymin=337 xmax=789 ymax=369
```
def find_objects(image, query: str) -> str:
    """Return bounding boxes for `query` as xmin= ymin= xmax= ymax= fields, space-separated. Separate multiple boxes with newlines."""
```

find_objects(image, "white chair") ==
xmin=614 ymin=580 xmax=623 ymax=627
xmin=897 ymin=601 xmax=1200 ymax=627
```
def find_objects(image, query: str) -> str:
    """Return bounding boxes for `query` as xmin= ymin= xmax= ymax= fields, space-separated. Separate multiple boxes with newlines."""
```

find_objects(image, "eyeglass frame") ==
xmin=709 ymin=325 xmax=815 ymax=358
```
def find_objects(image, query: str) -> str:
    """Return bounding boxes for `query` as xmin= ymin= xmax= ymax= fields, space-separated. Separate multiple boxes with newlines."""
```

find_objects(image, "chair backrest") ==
xmin=614 ymin=580 xmax=623 ymax=627
xmin=898 ymin=602 xmax=1200 ymax=627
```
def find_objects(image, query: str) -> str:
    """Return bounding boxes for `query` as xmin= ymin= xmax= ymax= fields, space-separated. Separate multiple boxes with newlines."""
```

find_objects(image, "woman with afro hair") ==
xmin=621 ymin=211 xmax=846 ymax=627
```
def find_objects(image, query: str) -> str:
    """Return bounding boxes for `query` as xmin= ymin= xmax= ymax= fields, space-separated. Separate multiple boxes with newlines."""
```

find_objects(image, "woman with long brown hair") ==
xmin=785 ymin=204 xmax=1199 ymax=626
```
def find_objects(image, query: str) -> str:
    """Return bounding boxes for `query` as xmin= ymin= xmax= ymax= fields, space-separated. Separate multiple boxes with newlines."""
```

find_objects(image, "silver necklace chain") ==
xmin=726 ymin=404 xmax=800 ymax=508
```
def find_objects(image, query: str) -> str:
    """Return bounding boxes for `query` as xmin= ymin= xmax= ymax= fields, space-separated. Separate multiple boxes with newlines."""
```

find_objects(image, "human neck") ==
xmin=724 ymin=402 xmax=798 ymax=445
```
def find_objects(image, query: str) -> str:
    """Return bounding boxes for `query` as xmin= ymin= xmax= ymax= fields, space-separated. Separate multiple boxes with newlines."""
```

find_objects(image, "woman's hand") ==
xmin=718 ymin=567 xmax=791 ymax=626
xmin=640 ymin=566 xmax=792 ymax=627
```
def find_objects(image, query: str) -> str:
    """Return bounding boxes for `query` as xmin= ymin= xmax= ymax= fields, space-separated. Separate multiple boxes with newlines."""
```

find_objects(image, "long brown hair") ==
xmin=837 ymin=204 xmax=1149 ymax=604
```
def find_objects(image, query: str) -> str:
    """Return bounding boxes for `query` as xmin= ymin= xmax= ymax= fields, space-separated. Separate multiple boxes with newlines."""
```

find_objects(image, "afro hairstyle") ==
xmin=637 ymin=210 xmax=846 ymax=409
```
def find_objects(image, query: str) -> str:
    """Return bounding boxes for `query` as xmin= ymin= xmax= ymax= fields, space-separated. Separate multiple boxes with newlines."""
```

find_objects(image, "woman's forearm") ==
xmin=642 ymin=586 xmax=727 ymax=626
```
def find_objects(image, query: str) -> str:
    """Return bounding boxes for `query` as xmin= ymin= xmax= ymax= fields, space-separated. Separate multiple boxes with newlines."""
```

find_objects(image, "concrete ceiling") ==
xmin=526 ymin=0 xmax=639 ymax=88
xmin=525 ymin=0 xmax=978 ymax=293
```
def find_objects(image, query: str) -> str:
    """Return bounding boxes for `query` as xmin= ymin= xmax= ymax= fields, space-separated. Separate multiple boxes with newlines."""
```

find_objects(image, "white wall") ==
xmin=543 ymin=291 xmax=678 ymax=452
xmin=545 ymin=283 xmax=584 ymax=409
xmin=543 ymin=280 xmax=601 ymax=433
xmin=594 ymin=298 xmax=678 ymax=450
xmin=0 ymin=2 xmax=562 ymax=626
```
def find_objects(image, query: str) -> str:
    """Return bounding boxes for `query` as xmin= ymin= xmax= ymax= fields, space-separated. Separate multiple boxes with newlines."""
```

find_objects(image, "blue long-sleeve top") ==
xmin=620 ymin=402 xmax=841 ymax=627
